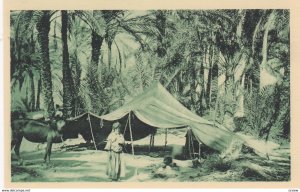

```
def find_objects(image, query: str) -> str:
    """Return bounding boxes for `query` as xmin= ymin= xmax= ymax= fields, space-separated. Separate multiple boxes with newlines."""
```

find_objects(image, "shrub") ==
xmin=204 ymin=154 xmax=232 ymax=172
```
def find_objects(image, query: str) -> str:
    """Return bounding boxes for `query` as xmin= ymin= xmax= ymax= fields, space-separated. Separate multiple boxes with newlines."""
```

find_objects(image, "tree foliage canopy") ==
xmin=10 ymin=10 xmax=290 ymax=143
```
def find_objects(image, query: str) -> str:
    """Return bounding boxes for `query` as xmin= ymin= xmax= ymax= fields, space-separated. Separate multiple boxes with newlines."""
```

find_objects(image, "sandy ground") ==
xmin=11 ymin=132 xmax=290 ymax=182
xmin=11 ymin=133 xmax=194 ymax=182
xmin=12 ymin=149 xmax=163 ymax=182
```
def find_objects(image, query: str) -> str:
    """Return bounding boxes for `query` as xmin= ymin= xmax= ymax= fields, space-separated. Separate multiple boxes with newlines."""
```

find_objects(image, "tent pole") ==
xmin=164 ymin=128 xmax=168 ymax=149
xmin=122 ymin=114 xmax=130 ymax=153
xmin=123 ymin=115 xmax=129 ymax=135
xmin=198 ymin=142 xmax=201 ymax=159
xmin=128 ymin=112 xmax=135 ymax=156
xmin=188 ymin=130 xmax=191 ymax=159
xmin=129 ymin=112 xmax=139 ymax=176
xmin=190 ymin=131 xmax=195 ymax=159
xmin=149 ymin=132 xmax=155 ymax=152
xmin=152 ymin=133 xmax=155 ymax=149
xmin=188 ymin=129 xmax=192 ymax=159
xmin=87 ymin=113 xmax=98 ymax=150
xmin=188 ymin=128 xmax=195 ymax=159
xmin=149 ymin=134 xmax=152 ymax=152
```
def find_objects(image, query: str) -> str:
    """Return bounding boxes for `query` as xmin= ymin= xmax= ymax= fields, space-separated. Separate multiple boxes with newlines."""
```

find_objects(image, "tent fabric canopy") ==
xmin=100 ymin=82 xmax=235 ymax=152
xmin=65 ymin=82 xmax=273 ymax=157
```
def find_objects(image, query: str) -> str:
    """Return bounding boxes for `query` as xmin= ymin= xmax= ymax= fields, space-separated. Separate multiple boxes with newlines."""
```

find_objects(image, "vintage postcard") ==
xmin=1 ymin=0 xmax=300 ymax=189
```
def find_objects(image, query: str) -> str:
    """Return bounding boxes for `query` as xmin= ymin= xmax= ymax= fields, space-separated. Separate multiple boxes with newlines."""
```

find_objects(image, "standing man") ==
xmin=105 ymin=122 xmax=126 ymax=181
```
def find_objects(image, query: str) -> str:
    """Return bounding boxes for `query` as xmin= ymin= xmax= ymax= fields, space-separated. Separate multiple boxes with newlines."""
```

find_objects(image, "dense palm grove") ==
xmin=10 ymin=10 xmax=290 ymax=144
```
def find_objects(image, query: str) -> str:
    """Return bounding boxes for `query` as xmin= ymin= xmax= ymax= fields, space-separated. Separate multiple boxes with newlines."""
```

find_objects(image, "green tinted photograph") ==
xmin=10 ymin=10 xmax=290 ymax=182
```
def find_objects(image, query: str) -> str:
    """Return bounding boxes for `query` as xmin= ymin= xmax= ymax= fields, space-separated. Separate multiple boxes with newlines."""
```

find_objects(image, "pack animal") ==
xmin=11 ymin=119 xmax=68 ymax=165
xmin=11 ymin=114 xmax=105 ymax=165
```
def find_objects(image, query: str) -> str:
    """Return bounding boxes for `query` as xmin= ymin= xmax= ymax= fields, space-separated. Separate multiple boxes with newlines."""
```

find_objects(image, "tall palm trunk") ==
xmin=154 ymin=11 xmax=167 ymax=80
xmin=206 ymin=46 xmax=213 ymax=108
xmin=90 ymin=11 xmax=104 ymax=74
xmin=107 ymin=40 xmax=112 ymax=69
xmin=61 ymin=10 xmax=75 ymax=118
xmin=36 ymin=76 xmax=41 ymax=110
xmin=211 ymin=47 xmax=219 ymax=107
xmin=243 ymin=10 xmax=267 ymax=115
xmin=72 ymin=52 xmax=83 ymax=116
xmin=90 ymin=32 xmax=103 ymax=77
xmin=189 ymin=57 xmax=197 ymax=111
xmin=156 ymin=11 xmax=166 ymax=58
xmin=87 ymin=11 xmax=104 ymax=112
xmin=36 ymin=11 xmax=54 ymax=118
xmin=199 ymin=57 xmax=205 ymax=115
xmin=53 ymin=20 xmax=58 ymax=51
xmin=177 ymin=71 xmax=183 ymax=93
xmin=29 ymin=30 xmax=36 ymax=112
xmin=28 ymin=70 xmax=35 ymax=111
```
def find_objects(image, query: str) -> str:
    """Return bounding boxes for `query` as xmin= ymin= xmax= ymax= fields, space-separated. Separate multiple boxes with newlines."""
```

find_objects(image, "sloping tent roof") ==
xmin=100 ymin=82 xmax=235 ymax=152
xmin=66 ymin=112 xmax=112 ymax=145
xmin=67 ymin=111 xmax=157 ymax=143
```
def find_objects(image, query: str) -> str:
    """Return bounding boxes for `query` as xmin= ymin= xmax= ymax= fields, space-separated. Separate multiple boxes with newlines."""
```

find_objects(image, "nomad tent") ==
xmin=17 ymin=82 xmax=273 ymax=158
xmin=65 ymin=82 xmax=235 ymax=154
xmin=98 ymin=82 xmax=235 ymax=153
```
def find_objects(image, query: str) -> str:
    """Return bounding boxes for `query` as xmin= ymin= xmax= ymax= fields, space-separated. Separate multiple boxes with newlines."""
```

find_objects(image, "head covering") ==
xmin=112 ymin=122 xmax=121 ymax=129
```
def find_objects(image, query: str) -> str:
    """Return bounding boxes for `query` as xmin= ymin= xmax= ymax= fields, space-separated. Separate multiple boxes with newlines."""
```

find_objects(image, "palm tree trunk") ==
xmin=90 ymin=30 xmax=103 ymax=75
xmin=53 ymin=20 xmax=58 ymax=51
xmin=211 ymin=47 xmax=219 ymax=107
xmin=155 ymin=11 xmax=166 ymax=58
xmin=108 ymin=40 xmax=112 ymax=70
xmin=252 ymin=58 xmax=260 ymax=93
xmin=36 ymin=76 xmax=41 ymax=110
xmin=28 ymin=70 xmax=35 ymax=111
xmin=36 ymin=11 xmax=55 ymax=119
xmin=72 ymin=53 xmax=83 ymax=116
xmin=61 ymin=10 xmax=75 ymax=118
xmin=190 ymin=60 xmax=196 ymax=111
xmin=259 ymin=84 xmax=281 ymax=140
xmin=177 ymin=71 xmax=183 ymax=93
xmin=199 ymin=57 xmax=205 ymax=116
xmin=88 ymin=19 xmax=104 ymax=112
xmin=243 ymin=10 xmax=266 ymax=115
xmin=206 ymin=46 xmax=213 ymax=108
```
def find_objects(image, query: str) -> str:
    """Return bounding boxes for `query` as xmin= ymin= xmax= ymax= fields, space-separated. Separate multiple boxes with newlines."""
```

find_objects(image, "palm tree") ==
xmin=11 ymin=11 xmax=39 ymax=112
xmin=102 ymin=10 xmax=124 ymax=70
xmin=83 ymin=11 xmax=104 ymax=113
xmin=86 ymin=10 xmax=157 ymax=112
xmin=61 ymin=10 xmax=76 ymax=118
xmin=36 ymin=11 xmax=55 ymax=118
xmin=12 ymin=10 xmax=108 ymax=116
xmin=66 ymin=17 xmax=88 ymax=115
xmin=155 ymin=11 xmax=167 ymax=58
xmin=11 ymin=11 xmax=57 ymax=117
